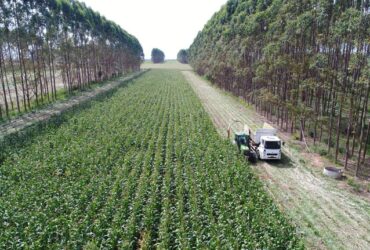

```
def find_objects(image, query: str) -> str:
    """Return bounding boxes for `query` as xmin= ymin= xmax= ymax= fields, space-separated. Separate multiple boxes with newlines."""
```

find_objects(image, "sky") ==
xmin=81 ymin=0 xmax=228 ymax=59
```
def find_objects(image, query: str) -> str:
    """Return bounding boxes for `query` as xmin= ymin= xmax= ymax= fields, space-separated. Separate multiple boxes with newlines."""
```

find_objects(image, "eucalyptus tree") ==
xmin=189 ymin=0 xmax=370 ymax=176
xmin=0 ymin=0 xmax=143 ymax=120
xmin=151 ymin=48 xmax=165 ymax=63
xmin=177 ymin=49 xmax=188 ymax=64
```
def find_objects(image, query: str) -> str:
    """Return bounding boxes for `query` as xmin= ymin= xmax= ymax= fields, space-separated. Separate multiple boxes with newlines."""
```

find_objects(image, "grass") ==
xmin=347 ymin=177 xmax=362 ymax=192
xmin=0 ymin=70 xmax=302 ymax=249
xmin=141 ymin=60 xmax=192 ymax=70
xmin=3 ymin=88 xmax=68 ymax=118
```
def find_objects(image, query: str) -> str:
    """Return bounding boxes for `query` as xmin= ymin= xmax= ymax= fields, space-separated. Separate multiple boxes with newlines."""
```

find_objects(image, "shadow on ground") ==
xmin=265 ymin=152 xmax=295 ymax=168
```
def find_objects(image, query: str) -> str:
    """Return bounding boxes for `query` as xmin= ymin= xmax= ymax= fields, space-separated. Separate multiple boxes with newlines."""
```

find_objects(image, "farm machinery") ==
xmin=227 ymin=120 xmax=283 ymax=162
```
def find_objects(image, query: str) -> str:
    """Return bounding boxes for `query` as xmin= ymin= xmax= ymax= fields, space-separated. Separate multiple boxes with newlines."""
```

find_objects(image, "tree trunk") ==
xmin=7 ymin=42 xmax=21 ymax=113
xmin=344 ymin=97 xmax=354 ymax=170
xmin=1 ymin=51 xmax=14 ymax=110
xmin=335 ymin=92 xmax=345 ymax=162
xmin=361 ymin=121 xmax=370 ymax=164
xmin=31 ymin=49 xmax=39 ymax=106
xmin=328 ymin=92 xmax=336 ymax=153
xmin=0 ymin=54 xmax=9 ymax=117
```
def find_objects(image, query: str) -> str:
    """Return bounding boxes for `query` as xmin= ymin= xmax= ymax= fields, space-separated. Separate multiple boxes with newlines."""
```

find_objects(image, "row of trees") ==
xmin=189 ymin=0 xmax=370 ymax=176
xmin=151 ymin=48 xmax=165 ymax=63
xmin=0 ymin=0 xmax=143 ymax=120
xmin=177 ymin=49 xmax=188 ymax=64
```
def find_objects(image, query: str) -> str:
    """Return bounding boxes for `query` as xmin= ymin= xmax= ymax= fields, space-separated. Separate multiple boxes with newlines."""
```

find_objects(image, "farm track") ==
xmin=183 ymin=70 xmax=370 ymax=250
xmin=0 ymin=71 xmax=145 ymax=141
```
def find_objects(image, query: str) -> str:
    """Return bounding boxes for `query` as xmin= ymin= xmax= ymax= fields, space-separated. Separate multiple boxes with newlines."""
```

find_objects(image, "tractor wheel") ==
xmin=248 ymin=152 xmax=257 ymax=163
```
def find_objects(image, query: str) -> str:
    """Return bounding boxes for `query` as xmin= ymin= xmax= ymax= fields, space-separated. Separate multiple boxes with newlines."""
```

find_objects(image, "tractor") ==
xmin=228 ymin=120 xmax=258 ymax=163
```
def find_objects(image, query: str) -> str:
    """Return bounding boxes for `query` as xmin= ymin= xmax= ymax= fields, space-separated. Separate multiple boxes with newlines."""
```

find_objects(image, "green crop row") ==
xmin=0 ymin=70 xmax=302 ymax=249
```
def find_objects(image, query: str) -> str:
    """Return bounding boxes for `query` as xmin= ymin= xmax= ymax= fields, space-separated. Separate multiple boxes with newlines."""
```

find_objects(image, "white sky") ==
xmin=81 ymin=0 xmax=227 ymax=59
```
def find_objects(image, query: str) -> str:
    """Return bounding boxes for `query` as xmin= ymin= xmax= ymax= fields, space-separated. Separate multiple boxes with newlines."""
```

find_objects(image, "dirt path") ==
xmin=183 ymin=70 xmax=370 ymax=250
xmin=0 ymin=71 xmax=145 ymax=140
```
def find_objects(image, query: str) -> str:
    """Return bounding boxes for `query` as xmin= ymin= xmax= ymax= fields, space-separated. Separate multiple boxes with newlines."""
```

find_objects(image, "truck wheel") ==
xmin=256 ymin=151 xmax=261 ymax=160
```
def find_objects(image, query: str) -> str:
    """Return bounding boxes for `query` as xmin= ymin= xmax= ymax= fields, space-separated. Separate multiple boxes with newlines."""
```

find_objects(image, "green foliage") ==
xmin=177 ymin=49 xmax=189 ymax=64
xmin=347 ymin=178 xmax=362 ymax=192
xmin=318 ymin=147 xmax=328 ymax=156
xmin=338 ymin=146 xmax=345 ymax=154
xmin=0 ymin=70 xmax=302 ymax=248
xmin=83 ymin=241 xmax=99 ymax=250
xmin=293 ymin=132 xmax=300 ymax=140
xmin=151 ymin=48 xmax=165 ymax=63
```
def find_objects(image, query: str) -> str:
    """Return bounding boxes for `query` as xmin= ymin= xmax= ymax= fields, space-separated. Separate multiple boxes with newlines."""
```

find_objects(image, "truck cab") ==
xmin=257 ymin=136 xmax=282 ymax=160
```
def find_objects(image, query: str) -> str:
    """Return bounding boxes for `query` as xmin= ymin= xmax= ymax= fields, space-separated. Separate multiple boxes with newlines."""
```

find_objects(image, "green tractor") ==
xmin=228 ymin=120 xmax=258 ymax=163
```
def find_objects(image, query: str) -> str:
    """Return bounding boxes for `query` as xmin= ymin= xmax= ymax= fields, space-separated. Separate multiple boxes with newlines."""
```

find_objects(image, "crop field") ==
xmin=0 ymin=70 xmax=301 ymax=249
xmin=141 ymin=60 xmax=192 ymax=71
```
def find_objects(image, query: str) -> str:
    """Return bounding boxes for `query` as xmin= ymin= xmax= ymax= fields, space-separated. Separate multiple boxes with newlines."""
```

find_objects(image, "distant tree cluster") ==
xmin=0 ymin=0 xmax=143 ymax=120
xmin=177 ymin=49 xmax=189 ymax=64
xmin=189 ymin=0 xmax=370 ymax=176
xmin=151 ymin=48 xmax=165 ymax=63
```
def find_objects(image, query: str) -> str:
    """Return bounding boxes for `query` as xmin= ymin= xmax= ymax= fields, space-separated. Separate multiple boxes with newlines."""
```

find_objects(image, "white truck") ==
xmin=245 ymin=123 xmax=283 ymax=160
xmin=230 ymin=120 xmax=283 ymax=162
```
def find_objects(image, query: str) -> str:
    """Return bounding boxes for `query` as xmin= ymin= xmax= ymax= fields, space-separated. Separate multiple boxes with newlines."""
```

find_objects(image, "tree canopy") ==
xmin=151 ymin=48 xmax=165 ymax=63
xmin=177 ymin=49 xmax=189 ymax=64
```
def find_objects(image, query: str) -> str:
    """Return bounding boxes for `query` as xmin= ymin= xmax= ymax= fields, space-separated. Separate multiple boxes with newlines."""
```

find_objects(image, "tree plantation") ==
xmin=1 ymin=0 xmax=370 ymax=249
xmin=189 ymin=0 xmax=370 ymax=176
xmin=0 ymin=0 xmax=143 ymax=120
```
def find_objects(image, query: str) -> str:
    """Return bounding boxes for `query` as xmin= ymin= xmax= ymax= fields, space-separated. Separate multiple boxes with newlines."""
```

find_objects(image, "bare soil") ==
xmin=183 ymin=70 xmax=370 ymax=250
